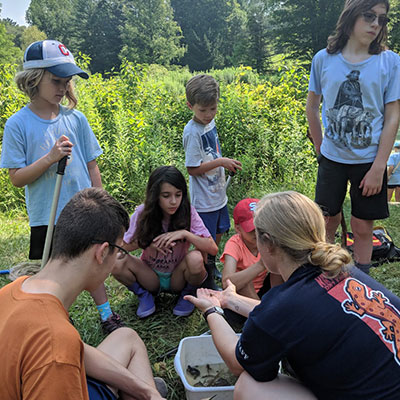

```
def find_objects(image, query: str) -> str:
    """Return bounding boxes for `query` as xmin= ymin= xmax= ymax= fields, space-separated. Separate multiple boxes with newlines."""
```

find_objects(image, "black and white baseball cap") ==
xmin=23 ymin=40 xmax=89 ymax=79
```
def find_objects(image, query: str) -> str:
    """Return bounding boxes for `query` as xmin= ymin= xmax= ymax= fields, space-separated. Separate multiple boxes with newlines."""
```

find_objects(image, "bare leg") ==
xmin=216 ymin=232 xmax=223 ymax=246
xmin=351 ymin=216 xmax=373 ymax=265
xmin=234 ymin=371 xmax=316 ymax=400
xmin=96 ymin=327 xmax=157 ymax=399
xmin=387 ymin=188 xmax=394 ymax=202
xmin=170 ymin=250 xmax=207 ymax=291
xmin=325 ymin=212 xmax=342 ymax=243
xmin=90 ymin=283 xmax=108 ymax=306
xmin=395 ymin=187 xmax=400 ymax=202
xmin=112 ymin=255 xmax=159 ymax=292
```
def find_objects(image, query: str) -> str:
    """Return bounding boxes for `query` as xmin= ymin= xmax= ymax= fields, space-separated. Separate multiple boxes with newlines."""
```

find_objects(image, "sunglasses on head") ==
xmin=362 ymin=11 xmax=390 ymax=27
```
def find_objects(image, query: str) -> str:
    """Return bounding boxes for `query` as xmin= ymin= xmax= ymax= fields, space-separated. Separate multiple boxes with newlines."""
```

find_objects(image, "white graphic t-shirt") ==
xmin=183 ymin=119 xmax=227 ymax=212
xmin=309 ymin=49 xmax=400 ymax=164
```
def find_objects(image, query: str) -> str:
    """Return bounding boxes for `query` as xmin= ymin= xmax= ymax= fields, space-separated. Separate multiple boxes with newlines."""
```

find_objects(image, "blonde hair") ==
xmin=254 ymin=191 xmax=352 ymax=278
xmin=15 ymin=69 xmax=78 ymax=109
xmin=185 ymin=74 xmax=219 ymax=106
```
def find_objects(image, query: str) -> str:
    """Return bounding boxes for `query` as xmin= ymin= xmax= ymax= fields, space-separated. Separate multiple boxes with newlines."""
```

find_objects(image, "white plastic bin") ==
xmin=174 ymin=334 xmax=238 ymax=400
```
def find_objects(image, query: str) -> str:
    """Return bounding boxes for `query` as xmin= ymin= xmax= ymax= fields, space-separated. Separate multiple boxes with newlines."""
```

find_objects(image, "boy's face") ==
xmin=187 ymin=101 xmax=218 ymax=125
xmin=36 ymin=71 xmax=71 ymax=106
xmin=235 ymin=224 xmax=257 ymax=248
xmin=351 ymin=3 xmax=387 ymax=47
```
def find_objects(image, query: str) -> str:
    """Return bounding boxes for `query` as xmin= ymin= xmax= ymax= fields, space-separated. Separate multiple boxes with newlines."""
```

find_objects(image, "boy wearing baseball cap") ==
xmin=0 ymin=40 xmax=123 ymax=334
xmin=221 ymin=198 xmax=283 ymax=300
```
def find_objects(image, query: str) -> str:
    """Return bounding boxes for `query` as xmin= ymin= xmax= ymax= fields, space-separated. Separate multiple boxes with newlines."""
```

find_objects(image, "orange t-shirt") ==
xmin=220 ymin=234 xmax=267 ymax=291
xmin=0 ymin=277 xmax=89 ymax=400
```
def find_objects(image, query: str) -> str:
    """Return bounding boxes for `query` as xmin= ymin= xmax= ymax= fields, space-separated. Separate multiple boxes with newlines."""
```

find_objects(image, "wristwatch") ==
xmin=203 ymin=306 xmax=224 ymax=322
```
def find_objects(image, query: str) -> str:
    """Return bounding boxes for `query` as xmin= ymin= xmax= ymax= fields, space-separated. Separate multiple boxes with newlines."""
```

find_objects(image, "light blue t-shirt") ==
xmin=309 ymin=49 xmax=400 ymax=164
xmin=183 ymin=119 xmax=227 ymax=212
xmin=388 ymin=152 xmax=400 ymax=185
xmin=0 ymin=105 xmax=102 ymax=226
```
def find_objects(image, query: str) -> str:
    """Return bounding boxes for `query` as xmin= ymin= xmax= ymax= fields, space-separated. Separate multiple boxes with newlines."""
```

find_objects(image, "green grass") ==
xmin=1 ymin=203 xmax=400 ymax=399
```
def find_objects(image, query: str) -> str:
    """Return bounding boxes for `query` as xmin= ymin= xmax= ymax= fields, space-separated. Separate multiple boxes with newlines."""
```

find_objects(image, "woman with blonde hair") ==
xmin=186 ymin=191 xmax=400 ymax=399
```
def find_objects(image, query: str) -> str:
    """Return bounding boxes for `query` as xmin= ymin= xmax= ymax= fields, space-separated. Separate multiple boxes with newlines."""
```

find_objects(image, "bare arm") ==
xmin=306 ymin=91 xmax=323 ymax=155
xmin=187 ymin=157 xmax=242 ymax=176
xmin=153 ymin=231 xmax=218 ymax=255
xmin=360 ymin=100 xmax=400 ymax=196
xmin=84 ymin=344 xmax=163 ymax=400
xmin=222 ymin=255 xmax=266 ymax=290
xmin=8 ymin=135 xmax=73 ymax=187
xmin=87 ymin=159 xmax=102 ymax=187
xmin=184 ymin=286 xmax=244 ymax=376
xmin=388 ymin=165 xmax=394 ymax=179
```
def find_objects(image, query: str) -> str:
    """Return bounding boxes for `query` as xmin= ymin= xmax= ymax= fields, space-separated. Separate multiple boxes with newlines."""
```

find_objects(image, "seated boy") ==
xmin=0 ymin=188 xmax=166 ymax=400
xmin=221 ymin=198 xmax=283 ymax=300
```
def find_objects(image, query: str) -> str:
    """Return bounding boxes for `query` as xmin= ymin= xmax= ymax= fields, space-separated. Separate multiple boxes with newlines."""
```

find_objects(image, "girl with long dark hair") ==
xmin=112 ymin=166 xmax=218 ymax=318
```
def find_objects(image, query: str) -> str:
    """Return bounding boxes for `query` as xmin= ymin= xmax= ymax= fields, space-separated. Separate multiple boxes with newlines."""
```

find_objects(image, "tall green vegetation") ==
xmin=0 ymin=61 xmax=315 ymax=214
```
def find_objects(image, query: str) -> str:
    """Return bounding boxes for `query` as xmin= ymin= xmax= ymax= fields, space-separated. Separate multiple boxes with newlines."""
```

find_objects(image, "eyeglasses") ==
xmin=362 ymin=11 xmax=390 ymax=27
xmin=91 ymin=240 xmax=129 ymax=256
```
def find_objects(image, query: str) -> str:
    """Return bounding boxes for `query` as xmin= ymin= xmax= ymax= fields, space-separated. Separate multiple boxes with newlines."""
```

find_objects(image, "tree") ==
xmin=70 ymin=0 xmax=125 ymax=74
xmin=120 ymin=0 xmax=185 ymax=66
xmin=20 ymin=26 xmax=47 ymax=51
xmin=26 ymin=0 xmax=76 ymax=45
xmin=388 ymin=0 xmax=400 ymax=53
xmin=270 ymin=0 xmax=343 ymax=61
xmin=2 ymin=18 xmax=26 ymax=49
xmin=171 ymin=0 xmax=247 ymax=71
xmin=240 ymin=0 xmax=272 ymax=73
xmin=0 ymin=22 xmax=23 ymax=64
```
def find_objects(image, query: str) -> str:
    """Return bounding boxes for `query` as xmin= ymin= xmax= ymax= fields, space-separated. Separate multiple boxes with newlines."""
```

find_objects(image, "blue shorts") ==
xmin=198 ymin=205 xmax=230 ymax=240
xmin=87 ymin=376 xmax=116 ymax=400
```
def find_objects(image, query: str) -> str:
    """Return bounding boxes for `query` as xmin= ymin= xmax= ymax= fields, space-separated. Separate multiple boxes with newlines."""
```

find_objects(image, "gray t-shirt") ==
xmin=183 ymin=119 xmax=227 ymax=212
xmin=309 ymin=49 xmax=400 ymax=164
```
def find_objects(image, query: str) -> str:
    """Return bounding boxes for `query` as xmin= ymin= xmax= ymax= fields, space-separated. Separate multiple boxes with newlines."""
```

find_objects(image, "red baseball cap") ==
xmin=233 ymin=198 xmax=259 ymax=233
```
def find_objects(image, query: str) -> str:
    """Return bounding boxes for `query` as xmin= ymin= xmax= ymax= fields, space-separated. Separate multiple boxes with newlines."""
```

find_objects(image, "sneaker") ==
xmin=136 ymin=290 xmax=155 ymax=318
xmin=131 ymin=282 xmax=156 ymax=318
xmin=173 ymin=284 xmax=195 ymax=317
xmin=154 ymin=377 xmax=168 ymax=398
xmin=101 ymin=311 xmax=126 ymax=334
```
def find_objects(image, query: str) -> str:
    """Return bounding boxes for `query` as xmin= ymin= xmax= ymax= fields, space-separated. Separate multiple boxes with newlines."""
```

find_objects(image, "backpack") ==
xmin=346 ymin=226 xmax=400 ymax=265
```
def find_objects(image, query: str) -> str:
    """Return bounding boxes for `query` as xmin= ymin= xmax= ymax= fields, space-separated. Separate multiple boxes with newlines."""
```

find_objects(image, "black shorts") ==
xmin=388 ymin=184 xmax=400 ymax=189
xmin=315 ymin=155 xmax=389 ymax=220
xmin=29 ymin=225 xmax=54 ymax=260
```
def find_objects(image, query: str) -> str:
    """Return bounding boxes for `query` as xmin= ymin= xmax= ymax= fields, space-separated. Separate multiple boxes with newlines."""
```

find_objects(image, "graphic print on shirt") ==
xmin=325 ymin=70 xmax=374 ymax=149
xmin=201 ymin=125 xmax=224 ymax=193
xmin=341 ymin=278 xmax=400 ymax=365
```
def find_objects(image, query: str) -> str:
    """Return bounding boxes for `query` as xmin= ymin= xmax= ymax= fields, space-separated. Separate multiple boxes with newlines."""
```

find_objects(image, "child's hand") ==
xmin=48 ymin=135 xmax=73 ymax=164
xmin=359 ymin=167 xmax=384 ymax=197
xmin=153 ymin=230 xmax=186 ymax=251
xmin=220 ymin=157 xmax=242 ymax=173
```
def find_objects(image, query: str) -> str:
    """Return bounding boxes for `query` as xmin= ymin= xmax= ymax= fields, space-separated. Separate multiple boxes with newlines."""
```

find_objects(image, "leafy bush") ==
xmin=0 ymin=61 xmax=315 ymax=214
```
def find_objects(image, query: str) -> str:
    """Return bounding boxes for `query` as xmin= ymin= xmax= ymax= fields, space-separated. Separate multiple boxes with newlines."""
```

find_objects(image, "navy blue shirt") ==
xmin=236 ymin=264 xmax=400 ymax=399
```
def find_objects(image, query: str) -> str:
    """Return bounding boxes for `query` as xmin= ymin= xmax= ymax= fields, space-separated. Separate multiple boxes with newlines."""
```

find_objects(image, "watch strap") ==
xmin=203 ymin=306 xmax=224 ymax=322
